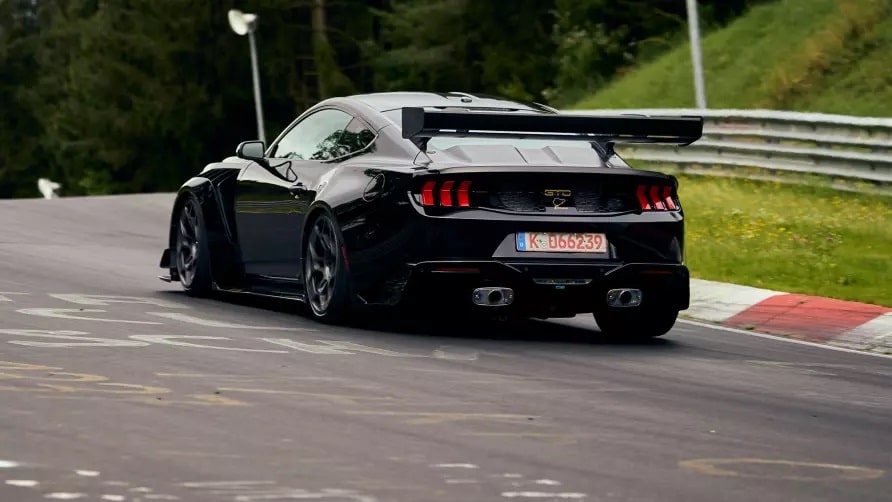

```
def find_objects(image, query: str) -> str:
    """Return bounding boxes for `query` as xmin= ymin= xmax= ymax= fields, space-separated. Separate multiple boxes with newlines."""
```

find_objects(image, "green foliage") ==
xmin=0 ymin=0 xmax=44 ymax=198
xmin=24 ymin=1 xmax=214 ymax=194
xmin=572 ymin=0 xmax=892 ymax=115
xmin=369 ymin=0 xmax=557 ymax=102
xmin=313 ymin=33 xmax=357 ymax=98
xmin=371 ymin=0 xmax=471 ymax=91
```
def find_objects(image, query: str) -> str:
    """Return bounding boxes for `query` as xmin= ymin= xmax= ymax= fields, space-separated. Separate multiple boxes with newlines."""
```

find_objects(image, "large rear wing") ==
xmin=400 ymin=107 xmax=703 ymax=146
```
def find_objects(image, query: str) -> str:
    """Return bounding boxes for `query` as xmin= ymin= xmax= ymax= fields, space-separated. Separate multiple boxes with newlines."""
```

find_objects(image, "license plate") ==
xmin=515 ymin=232 xmax=608 ymax=253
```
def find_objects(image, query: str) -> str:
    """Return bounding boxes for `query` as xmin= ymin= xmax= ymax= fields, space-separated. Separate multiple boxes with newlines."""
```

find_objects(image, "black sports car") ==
xmin=159 ymin=92 xmax=702 ymax=337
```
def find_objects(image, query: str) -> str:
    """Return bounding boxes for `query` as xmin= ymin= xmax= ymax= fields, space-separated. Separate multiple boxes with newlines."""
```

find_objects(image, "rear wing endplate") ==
xmin=401 ymin=107 xmax=703 ymax=146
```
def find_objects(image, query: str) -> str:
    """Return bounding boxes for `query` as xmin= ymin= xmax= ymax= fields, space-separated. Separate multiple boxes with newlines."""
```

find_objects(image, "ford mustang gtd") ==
xmin=159 ymin=92 xmax=702 ymax=338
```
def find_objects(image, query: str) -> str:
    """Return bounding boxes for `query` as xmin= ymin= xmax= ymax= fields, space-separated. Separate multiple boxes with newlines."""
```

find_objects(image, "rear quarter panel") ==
xmin=317 ymin=159 xmax=421 ymax=298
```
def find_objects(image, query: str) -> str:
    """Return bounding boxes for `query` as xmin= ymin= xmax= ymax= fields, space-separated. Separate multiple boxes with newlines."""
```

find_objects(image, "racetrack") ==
xmin=0 ymin=194 xmax=890 ymax=502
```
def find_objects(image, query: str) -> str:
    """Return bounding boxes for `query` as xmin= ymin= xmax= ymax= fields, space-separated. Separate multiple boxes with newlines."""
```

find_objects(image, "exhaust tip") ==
xmin=619 ymin=290 xmax=632 ymax=304
xmin=606 ymin=288 xmax=642 ymax=307
xmin=473 ymin=287 xmax=514 ymax=306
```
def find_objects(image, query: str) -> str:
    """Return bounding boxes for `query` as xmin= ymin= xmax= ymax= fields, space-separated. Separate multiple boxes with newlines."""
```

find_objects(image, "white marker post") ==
xmin=686 ymin=0 xmax=708 ymax=108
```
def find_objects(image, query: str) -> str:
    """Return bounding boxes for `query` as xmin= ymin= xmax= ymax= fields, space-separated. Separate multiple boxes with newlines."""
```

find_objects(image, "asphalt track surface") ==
xmin=0 ymin=193 xmax=890 ymax=502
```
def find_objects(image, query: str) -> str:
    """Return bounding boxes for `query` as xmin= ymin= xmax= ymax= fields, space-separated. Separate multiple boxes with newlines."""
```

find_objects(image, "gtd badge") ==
xmin=544 ymin=189 xmax=572 ymax=209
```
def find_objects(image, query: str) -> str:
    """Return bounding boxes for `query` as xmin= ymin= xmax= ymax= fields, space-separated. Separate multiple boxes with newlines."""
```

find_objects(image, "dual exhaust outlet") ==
xmin=606 ymin=288 xmax=642 ymax=307
xmin=472 ymin=287 xmax=515 ymax=306
xmin=471 ymin=287 xmax=642 ymax=308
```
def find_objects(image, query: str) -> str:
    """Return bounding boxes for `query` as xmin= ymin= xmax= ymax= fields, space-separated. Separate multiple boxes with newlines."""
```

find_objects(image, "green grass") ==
xmin=673 ymin=173 xmax=892 ymax=306
xmin=571 ymin=0 xmax=892 ymax=116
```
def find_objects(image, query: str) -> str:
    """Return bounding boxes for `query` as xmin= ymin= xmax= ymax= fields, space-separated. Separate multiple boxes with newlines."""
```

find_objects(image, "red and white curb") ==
xmin=685 ymin=279 xmax=892 ymax=354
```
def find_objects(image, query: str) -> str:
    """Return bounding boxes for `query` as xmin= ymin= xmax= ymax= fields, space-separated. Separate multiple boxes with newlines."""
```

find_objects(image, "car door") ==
xmin=234 ymin=108 xmax=354 ymax=280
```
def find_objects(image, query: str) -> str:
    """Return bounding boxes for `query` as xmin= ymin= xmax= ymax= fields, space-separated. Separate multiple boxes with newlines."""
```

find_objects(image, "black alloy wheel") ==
xmin=304 ymin=213 xmax=350 ymax=322
xmin=175 ymin=195 xmax=212 ymax=296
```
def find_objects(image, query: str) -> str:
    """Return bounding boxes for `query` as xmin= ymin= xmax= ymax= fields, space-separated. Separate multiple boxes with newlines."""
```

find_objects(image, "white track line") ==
xmin=677 ymin=319 xmax=892 ymax=360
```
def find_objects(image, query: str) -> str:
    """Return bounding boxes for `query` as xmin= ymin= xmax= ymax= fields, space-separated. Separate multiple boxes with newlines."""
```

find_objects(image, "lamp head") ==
xmin=227 ymin=9 xmax=258 ymax=36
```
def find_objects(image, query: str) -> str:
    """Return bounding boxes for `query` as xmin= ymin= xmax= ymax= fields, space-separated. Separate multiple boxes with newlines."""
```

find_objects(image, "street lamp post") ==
xmin=685 ymin=0 xmax=707 ymax=109
xmin=228 ymin=9 xmax=266 ymax=144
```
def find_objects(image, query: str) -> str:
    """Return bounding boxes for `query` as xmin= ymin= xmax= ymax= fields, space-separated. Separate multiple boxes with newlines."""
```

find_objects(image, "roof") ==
xmin=347 ymin=91 xmax=551 ymax=113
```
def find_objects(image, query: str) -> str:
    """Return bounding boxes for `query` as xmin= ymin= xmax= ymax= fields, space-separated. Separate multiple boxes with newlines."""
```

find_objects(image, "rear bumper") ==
xmin=395 ymin=260 xmax=689 ymax=318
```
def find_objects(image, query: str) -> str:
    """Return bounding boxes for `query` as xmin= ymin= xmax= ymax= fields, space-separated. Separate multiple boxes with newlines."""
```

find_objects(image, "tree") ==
xmin=370 ymin=0 xmax=557 ymax=102
xmin=0 ymin=0 xmax=44 ymax=198
xmin=311 ymin=0 xmax=357 ymax=98
xmin=25 ymin=0 xmax=219 ymax=194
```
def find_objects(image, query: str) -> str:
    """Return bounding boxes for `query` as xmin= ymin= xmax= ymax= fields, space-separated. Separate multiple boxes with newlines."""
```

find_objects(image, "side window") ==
xmin=272 ymin=109 xmax=353 ymax=161
xmin=337 ymin=118 xmax=377 ymax=157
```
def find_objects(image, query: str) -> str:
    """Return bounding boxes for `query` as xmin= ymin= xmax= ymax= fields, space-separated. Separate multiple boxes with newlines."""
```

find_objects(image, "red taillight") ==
xmin=649 ymin=186 xmax=665 ymax=210
xmin=418 ymin=179 xmax=473 ymax=208
xmin=421 ymin=181 xmax=436 ymax=206
xmin=636 ymin=185 xmax=652 ymax=211
xmin=439 ymin=180 xmax=455 ymax=207
xmin=637 ymin=184 xmax=678 ymax=212
xmin=457 ymin=180 xmax=472 ymax=207
xmin=662 ymin=186 xmax=677 ymax=210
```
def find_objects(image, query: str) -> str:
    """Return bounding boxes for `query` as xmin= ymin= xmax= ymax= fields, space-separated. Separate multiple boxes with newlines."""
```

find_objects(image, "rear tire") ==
xmin=593 ymin=306 xmax=678 ymax=339
xmin=174 ymin=194 xmax=213 ymax=297
xmin=304 ymin=212 xmax=351 ymax=324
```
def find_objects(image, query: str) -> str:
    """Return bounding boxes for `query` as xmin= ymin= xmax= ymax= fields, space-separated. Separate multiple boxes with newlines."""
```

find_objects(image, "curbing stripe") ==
xmin=723 ymin=294 xmax=890 ymax=343
xmin=687 ymin=279 xmax=781 ymax=322
xmin=686 ymin=279 xmax=891 ymax=354
xmin=830 ymin=313 xmax=892 ymax=352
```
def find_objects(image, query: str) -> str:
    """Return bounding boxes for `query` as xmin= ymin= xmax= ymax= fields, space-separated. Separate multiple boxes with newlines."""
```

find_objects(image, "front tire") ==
xmin=593 ymin=306 xmax=678 ymax=339
xmin=175 ymin=194 xmax=212 ymax=296
xmin=304 ymin=212 xmax=351 ymax=323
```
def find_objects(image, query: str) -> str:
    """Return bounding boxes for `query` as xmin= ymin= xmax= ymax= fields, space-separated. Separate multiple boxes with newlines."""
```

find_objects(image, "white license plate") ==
xmin=515 ymin=232 xmax=608 ymax=253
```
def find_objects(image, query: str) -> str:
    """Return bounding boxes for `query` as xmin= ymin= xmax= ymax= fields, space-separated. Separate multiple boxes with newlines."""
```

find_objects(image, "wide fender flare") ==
xmin=168 ymin=178 xmax=237 ymax=285
xmin=301 ymin=202 xmax=352 ymax=273
xmin=169 ymin=178 xmax=219 ymax=245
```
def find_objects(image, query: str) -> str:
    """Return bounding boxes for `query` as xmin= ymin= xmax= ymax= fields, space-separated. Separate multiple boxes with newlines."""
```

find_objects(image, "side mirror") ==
xmin=236 ymin=141 xmax=266 ymax=162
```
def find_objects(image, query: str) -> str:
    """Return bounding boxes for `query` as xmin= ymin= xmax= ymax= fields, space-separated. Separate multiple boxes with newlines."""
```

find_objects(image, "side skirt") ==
xmin=212 ymin=276 xmax=308 ymax=303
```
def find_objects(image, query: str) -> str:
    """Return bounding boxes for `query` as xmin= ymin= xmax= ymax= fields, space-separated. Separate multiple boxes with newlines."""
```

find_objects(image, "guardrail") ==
xmin=569 ymin=108 xmax=892 ymax=186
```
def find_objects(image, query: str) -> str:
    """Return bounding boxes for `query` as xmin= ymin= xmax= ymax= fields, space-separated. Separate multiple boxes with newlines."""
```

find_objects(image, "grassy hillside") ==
xmin=572 ymin=0 xmax=892 ymax=116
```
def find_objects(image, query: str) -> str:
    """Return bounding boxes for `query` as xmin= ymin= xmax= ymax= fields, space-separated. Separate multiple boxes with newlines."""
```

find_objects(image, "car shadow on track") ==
xmin=381 ymin=318 xmax=677 ymax=349
xmin=373 ymin=318 xmax=678 ymax=350
xmin=159 ymin=290 xmax=680 ymax=350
